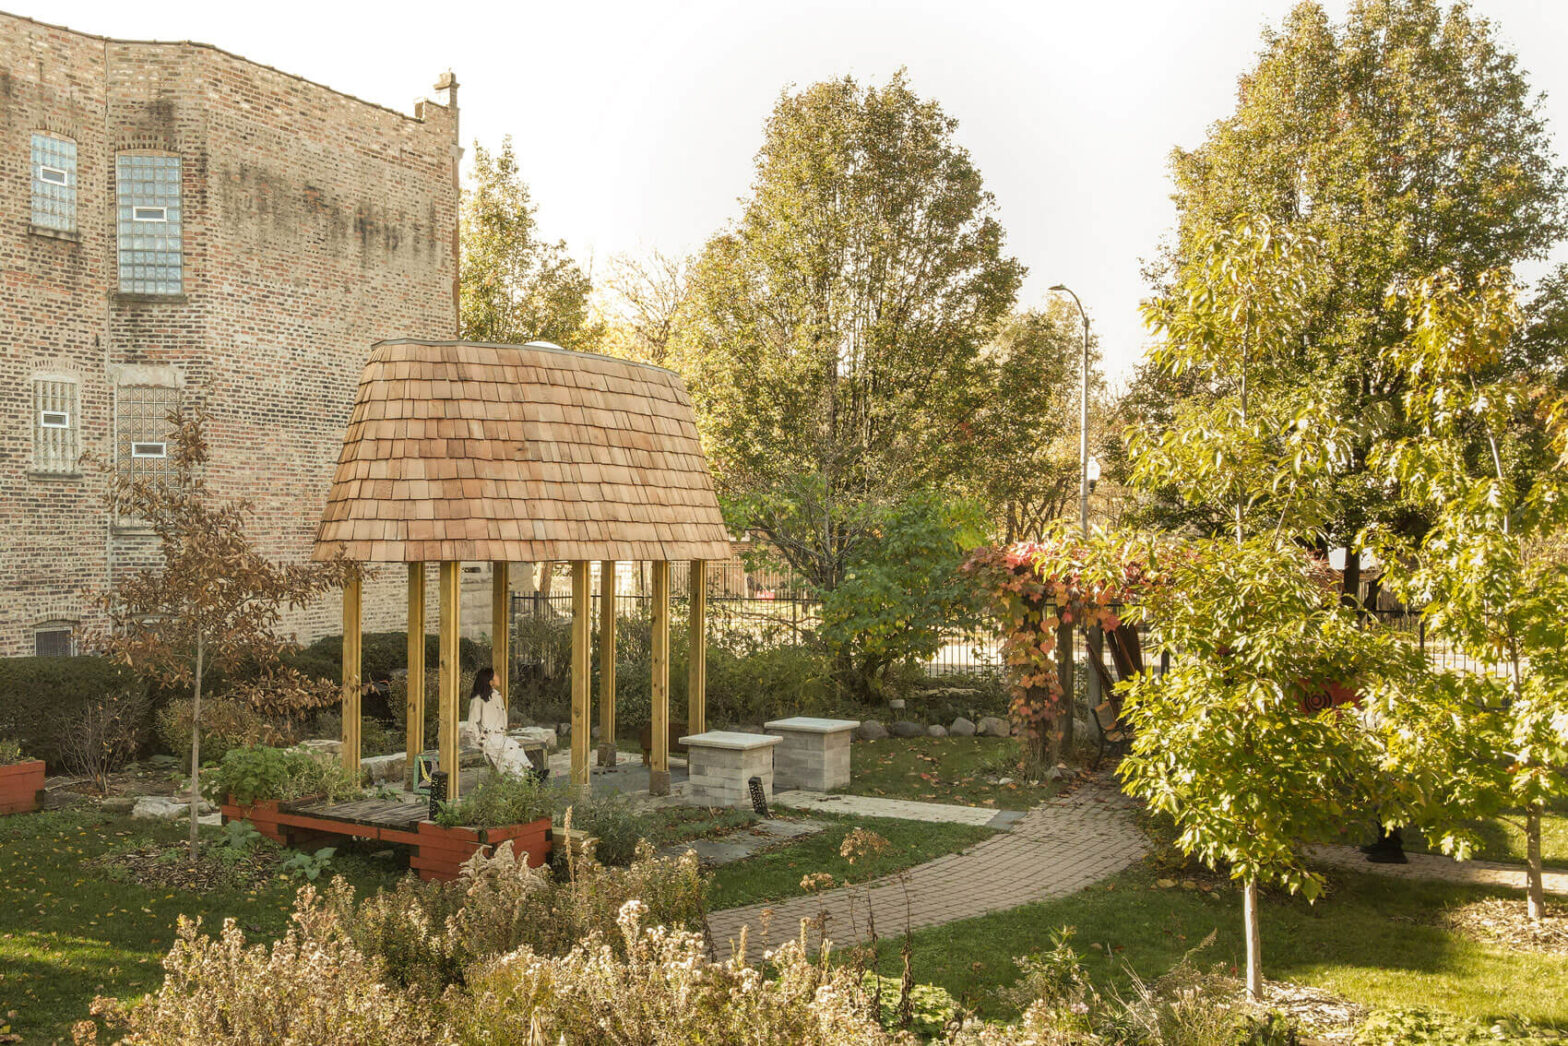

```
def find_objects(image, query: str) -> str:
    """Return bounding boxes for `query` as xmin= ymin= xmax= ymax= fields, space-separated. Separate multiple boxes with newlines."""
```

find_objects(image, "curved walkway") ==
xmin=1312 ymin=845 xmax=1568 ymax=895
xmin=706 ymin=779 xmax=1147 ymax=956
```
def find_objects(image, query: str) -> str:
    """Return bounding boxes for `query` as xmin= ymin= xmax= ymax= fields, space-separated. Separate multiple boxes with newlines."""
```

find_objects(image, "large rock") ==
xmin=131 ymin=796 xmax=189 ymax=820
xmin=949 ymin=717 xmax=977 ymax=737
xmin=977 ymin=716 xmax=1012 ymax=738
xmin=889 ymin=720 xmax=925 ymax=738
xmin=926 ymin=724 xmax=948 ymax=738
xmin=361 ymin=752 xmax=407 ymax=785
xmin=857 ymin=720 xmax=889 ymax=740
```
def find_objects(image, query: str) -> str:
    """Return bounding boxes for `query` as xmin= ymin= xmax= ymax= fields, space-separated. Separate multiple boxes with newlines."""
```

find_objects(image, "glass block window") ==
xmin=31 ymin=133 xmax=77 ymax=233
xmin=33 ymin=377 xmax=80 ymax=474
xmin=34 ymin=624 xmax=75 ymax=658
xmin=115 ymin=385 xmax=180 ymax=485
xmin=116 ymin=154 xmax=183 ymax=295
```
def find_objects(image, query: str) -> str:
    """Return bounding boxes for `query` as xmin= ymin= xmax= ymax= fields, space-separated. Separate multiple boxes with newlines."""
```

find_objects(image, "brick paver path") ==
xmin=775 ymin=790 xmax=1024 ymax=828
xmin=706 ymin=779 xmax=1146 ymax=956
xmin=1312 ymin=845 xmax=1568 ymax=895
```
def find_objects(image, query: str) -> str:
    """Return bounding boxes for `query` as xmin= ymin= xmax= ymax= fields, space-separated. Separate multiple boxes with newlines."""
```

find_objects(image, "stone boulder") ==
xmin=926 ymin=724 xmax=948 ymax=738
xmin=889 ymin=720 xmax=925 ymax=739
xmin=131 ymin=796 xmax=188 ymax=820
xmin=949 ymin=717 xmax=977 ymax=737
xmin=857 ymin=720 xmax=889 ymax=740
xmin=977 ymin=716 xmax=1012 ymax=738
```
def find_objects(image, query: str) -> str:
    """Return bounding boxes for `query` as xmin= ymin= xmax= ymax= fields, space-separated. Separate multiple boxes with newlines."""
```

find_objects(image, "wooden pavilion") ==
xmin=311 ymin=339 xmax=733 ymax=799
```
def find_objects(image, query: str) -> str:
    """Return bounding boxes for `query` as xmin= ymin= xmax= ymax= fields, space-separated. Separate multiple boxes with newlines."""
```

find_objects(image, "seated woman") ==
xmin=464 ymin=667 xmax=541 ymax=779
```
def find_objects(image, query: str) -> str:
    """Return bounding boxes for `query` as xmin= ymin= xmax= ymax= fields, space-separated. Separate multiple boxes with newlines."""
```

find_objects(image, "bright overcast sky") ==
xmin=30 ymin=0 xmax=1568 ymax=380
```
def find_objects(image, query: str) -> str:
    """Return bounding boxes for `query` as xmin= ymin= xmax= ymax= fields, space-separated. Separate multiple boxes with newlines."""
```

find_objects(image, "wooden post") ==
xmin=406 ymin=563 xmax=425 ymax=789
xmin=597 ymin=560 xmax=618 ymax=767
xmin=341 ymin=571 xmax=362 ymax=777
xmin=571 ymin=560 xmax=592 ymax=796
xmin=438 ymin=561 xmax=462 ymax=800
xmin=650 ymin=560 xmax=671 ymax=796
xmin=491 ymin=562 xmax=510 ymax=713
xmin=687 ymin=559 xmax=707 ymax=736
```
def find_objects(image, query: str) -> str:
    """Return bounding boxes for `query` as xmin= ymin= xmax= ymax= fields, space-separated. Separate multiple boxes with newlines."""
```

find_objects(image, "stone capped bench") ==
xmin=764 ymin=717 xmax=859 ymax=791
xmin=679 ymin=731 xmax=783 ymax=808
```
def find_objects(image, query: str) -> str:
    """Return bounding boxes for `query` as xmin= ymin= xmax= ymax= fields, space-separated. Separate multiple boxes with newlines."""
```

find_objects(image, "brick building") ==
xmin=1 ymin=11 xmax=461 ymax=657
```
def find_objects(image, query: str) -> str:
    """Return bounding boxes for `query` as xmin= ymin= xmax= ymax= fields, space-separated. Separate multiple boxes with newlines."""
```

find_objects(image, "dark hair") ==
xmin=471 ymin=666 xmax=496 ymax=699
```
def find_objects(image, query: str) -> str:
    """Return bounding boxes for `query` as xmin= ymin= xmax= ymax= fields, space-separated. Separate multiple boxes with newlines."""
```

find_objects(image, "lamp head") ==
xmin=1049 ymin=284 xmax=1068 ymax=292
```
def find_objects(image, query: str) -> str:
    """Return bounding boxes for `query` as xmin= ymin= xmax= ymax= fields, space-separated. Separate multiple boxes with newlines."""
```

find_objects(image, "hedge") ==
xmin=0 ymin=656 xmax=148 ymax=771
xmin=291 ymin=633 xmax=485 ymax=683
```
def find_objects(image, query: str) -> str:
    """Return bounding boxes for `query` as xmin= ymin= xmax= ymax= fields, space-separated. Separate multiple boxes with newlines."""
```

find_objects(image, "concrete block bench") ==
xmin=679 ymin=731 xmax=782 ymax=808
xmin=764 ymin=717 xmax=859 ymax=791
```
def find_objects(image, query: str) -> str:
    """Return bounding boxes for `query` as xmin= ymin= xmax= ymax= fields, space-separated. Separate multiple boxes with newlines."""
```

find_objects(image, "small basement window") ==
xmin=39 ymin=165 xmax=68 ymax=186
xmin=34 ymin=625 xmax=74 ymax=658
xmin=132 ymin=206 xmax=167 ymax=222
xmin=130 ymin=441 xmax=167 ymax=458
xmin=40 ymin=410 xmax=70 ymax=429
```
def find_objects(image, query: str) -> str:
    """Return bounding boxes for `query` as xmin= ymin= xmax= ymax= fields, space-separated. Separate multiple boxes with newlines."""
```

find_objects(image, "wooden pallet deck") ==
xmin=284 ymin=797 xmax=426 ymax=832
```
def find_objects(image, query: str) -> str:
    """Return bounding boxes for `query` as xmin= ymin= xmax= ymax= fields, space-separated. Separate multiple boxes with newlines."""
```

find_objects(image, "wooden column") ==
xmin=649 ymin=560 xmax=671 ymax=796
xmin=597 ymin=560 xmax=618 ymax=767
xmin=570 ymin=560 xmax=592 ymax=796
xmin=491 ymin=562 xmax=510 ymax=713
xmin=687 ymin=559 xmax=707 ymax=736
xmin=405 ymin=563 xmax=426 ymax=789
xmin=340 ymin=571 xmax=362 ymax=777
xmin=438 ymin=561 xmax=462 ymax=800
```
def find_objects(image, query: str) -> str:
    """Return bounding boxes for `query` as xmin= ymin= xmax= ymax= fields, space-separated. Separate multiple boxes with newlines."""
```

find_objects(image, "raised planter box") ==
xmin=220 ymin=798 xmax=290 ymax=844
xmin=409 ymin=818 xmax=553 ymax=882
xmin=0 ymin=760 xmax=46 ymax=816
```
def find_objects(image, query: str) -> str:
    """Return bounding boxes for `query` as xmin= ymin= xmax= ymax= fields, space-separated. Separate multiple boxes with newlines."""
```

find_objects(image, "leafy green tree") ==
xmin=682 ymin=71 xmax=1025 ymax=607
xmin=1150 ymin=0 xmax=1566 ymax=585
xmin=1119 ymin=538 xmax=1420 ymax=1001
xmin=1366 ymin=269 xmax=1568 ymax=922
xmin=460 ymin=137 xmax=595 ymax=347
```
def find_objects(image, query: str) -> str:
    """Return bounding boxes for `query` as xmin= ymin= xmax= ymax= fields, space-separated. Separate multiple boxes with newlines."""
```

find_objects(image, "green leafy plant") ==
xmin=1354 ymin=1008 xmax=1562 ymax=1045
xmin=557 ymin=796 xmax=651 ymax=868
xmin=0 ymin=739 xmax=23 ymax=765
xmin=434 ymin=770 xmax=552 ymax=829
xmin=207 ymin=745 xmax=361 ymax=806
xmin=156 ymin=696 xmax=287 ymax=768
xmin=279 ymin=846 xmax=336 ymax=882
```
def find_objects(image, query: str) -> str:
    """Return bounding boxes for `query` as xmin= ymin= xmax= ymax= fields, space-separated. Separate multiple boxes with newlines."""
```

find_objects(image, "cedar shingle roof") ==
xmin=311 ymin=339 xmax=733 ymax=563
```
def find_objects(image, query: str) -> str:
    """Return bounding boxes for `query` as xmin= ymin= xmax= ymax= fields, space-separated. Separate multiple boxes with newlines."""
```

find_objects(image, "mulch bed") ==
xmin=1441 ymin=896 xmax=1568 ymax=955
xmin=89 ymin=841 xmax=284 ymax=893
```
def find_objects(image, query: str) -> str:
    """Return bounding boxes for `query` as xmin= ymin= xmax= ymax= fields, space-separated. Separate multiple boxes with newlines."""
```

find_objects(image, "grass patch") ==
xmin=708 ymin=811 xmax=996 ymax=910
xmin=877 ymin=862 xmax=1568 ymax=1027
xmin=0 ymin=807 xmax=406 ymax=1043
xmin=838 ymin=736 xmax=1056 ymax=810
xmin=639 ymin=804 xmax=759 ymax=846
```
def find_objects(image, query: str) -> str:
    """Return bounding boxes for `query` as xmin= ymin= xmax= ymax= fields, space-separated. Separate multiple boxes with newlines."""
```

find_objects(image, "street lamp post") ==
xmin=1049 ymin=284 xmax=1091 ymax=537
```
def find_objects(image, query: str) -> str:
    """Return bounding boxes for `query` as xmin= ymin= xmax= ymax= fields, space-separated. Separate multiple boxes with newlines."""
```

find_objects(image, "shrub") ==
xmin=454 ymin=900 xmax=894 ymax=1046
xmin=559 ymin=796 xmax=649 ymax=867
xmin=86 ymin=890 xmax=436 ymax=1046
xmin=207 ymin=745 xmax=361 ymax=806
xmin=434 ymin=770 xmax=553 ymax=828
xmin=0 ymin=739 xmax=23 ymax=765
xmin=1353 ymin=1009 xmax=1562 ymax=1045
xmin=59 ymin=689 xmax=150 ymax=793
xmin=156 ymin=697 xmax=290 ymax=767
xmin=295 ymin=632 xmax=483 ymax=687
xmin=333 ymin=844 xmax=707 ymax=996
xmin=0 ymin=656 xmax=146 ymax=770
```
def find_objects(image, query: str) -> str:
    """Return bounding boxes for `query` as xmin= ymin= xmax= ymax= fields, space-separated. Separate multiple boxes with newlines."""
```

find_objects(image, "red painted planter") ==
xmin=0 ymin=760 xmax=46 ymax=816
xmin=410 ymin=818 xmax=553 ymax=882
xmin=220 ymin=798 xmax=290 ymax=844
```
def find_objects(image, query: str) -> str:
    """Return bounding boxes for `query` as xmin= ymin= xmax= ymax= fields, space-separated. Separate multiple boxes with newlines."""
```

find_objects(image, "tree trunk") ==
xmin=1527 ymin=802 xmax=1545 ymax=923
xmin=1053 ymin=617 xmax=1074 ymax=766
xmin=1243 ymin=876 xmax=1263 ymax=1003
xmin=1341 ymin=548 xmax=1361 ymax=611
xmin=189 ymin=636 xmax=204 ymax=860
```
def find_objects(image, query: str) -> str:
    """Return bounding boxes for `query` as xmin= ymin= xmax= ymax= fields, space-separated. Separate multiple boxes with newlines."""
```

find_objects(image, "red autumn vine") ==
xmin=963 ymin=528 xmax=1171 ymax=767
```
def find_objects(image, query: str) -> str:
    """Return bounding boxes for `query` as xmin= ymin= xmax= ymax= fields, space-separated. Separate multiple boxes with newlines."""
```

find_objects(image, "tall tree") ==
xmin=682 ymin=71 xmax=1025 ymax=597
xmin=460 ymin=137 xmax=595 ymax=347
xmin=96 ymin=411 xmax=351 ymax=857
xmin=598 ymin=249 xmax=693 ymax=368
xmin=1149 ymin=0 xmax=1566 ymax=585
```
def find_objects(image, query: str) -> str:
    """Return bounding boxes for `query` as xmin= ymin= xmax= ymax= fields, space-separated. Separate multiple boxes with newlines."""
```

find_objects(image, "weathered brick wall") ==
xmin=0 ymin=12 xmax=459 ymax=656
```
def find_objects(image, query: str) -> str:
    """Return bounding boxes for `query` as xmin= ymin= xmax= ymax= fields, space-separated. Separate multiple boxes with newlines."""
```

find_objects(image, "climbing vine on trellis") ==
xmin=964 ymin=530 xmax=1169 ymax=766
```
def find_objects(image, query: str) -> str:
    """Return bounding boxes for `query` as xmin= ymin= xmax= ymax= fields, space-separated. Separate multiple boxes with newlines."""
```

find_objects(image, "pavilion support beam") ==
xmin=687 ymin=560 xmax=707 ymax=736
xmin=438 ymin=561 xmax=462 ymax=800
xmin=341 ymin=571 xmax=362 ymax=778
xmin=492 ymin=562 xmax=510 ymax=713
xmin=570 ymin=560 xmax=592 ymax=797
xmin=405 ymin=563 xmax=426 ymax=789
xmin=597 ymin=560 xmax=618 ymax=767
xmin=650 ymin=560 xmax=671 ymax=796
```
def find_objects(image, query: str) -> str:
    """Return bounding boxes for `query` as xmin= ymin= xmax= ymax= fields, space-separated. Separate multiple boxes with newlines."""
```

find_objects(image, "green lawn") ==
xmin=0 ymin=808 xmax=406 ymax=1044
xmin=876 ymin=862 xmax=1568 ymax=1027
xmin=709 ymin=811 xmax=997 ymax=909
xmin=838 ymin=736 xmax=1058 ymax=810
